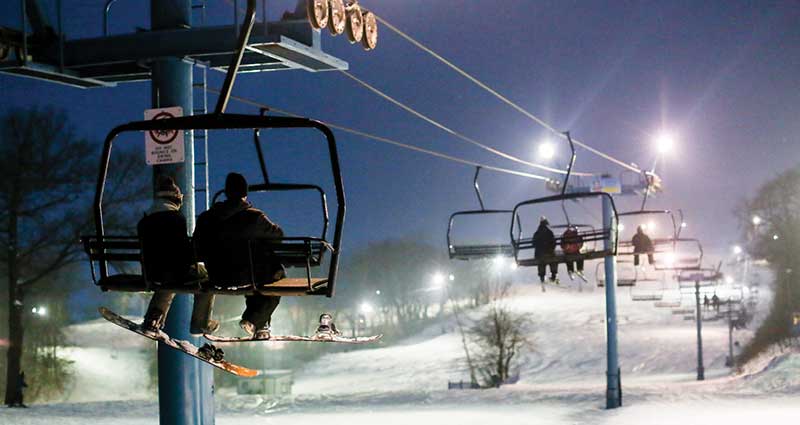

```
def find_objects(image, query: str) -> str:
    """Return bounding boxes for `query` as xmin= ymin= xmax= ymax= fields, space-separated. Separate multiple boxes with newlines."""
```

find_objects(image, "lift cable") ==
xmin=373 ymin=14 xmax=642 ymax=174
xmin=339 ymin=70 xmax=593 ymax=177
xmin=204 ymin=87 xmax=551 ymax=182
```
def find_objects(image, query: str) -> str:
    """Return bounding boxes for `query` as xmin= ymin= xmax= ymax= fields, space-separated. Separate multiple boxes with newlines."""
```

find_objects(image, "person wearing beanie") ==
xmin=194 ymin=172 xmax=285 ymax=339
xmin=139 ymin=175 xmax=217 ymax=335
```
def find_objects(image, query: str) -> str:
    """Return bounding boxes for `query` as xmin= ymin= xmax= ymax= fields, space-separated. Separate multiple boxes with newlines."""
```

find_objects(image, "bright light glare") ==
xmin=509 ymin=262 xmax=518 ymax=271
xmin=733 ymin=245 xmax=743 ymax=255
xmin=432 ymin=272 xmax=445 ymax=286
xmin=648 ymin=221 xmax=657 ymax=232
xmin=681 ymin=222 xmax=688 ymax=228
xmin=618 ymin=223 xmax=625 ymax=232
xmin=360 ymin=302 xmax=373 ymax=314
xmin=752 ymin=215 xmax=762 ymax=226
xmin=773 ymin=234 xmax=780 ymax=240
xmin=375 ymin=290 xmax=381 ymax=295
xmin=31 ymin=307 xmax=37 ymax=314
xmin=725 ymin=276 xmax=735 ymax=285
xmin=662 ymin=252 xmax=676 ymax=266
xmin=492 ymin=256 xmax=506 ymax=269
xmin=654 ymin=132 xmax=675 ymax=154
xmin=33 ymin=306 xmax=47 ymax=317
xmin=448 ymin=274 xmax=455 ymax=281
xmin=537 ymin=142 xmax=556 ymax=160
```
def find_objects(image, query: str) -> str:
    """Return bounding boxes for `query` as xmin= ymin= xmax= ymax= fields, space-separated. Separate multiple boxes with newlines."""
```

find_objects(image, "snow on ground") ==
xmin=3 ymin=279 xmax=797 ymax=424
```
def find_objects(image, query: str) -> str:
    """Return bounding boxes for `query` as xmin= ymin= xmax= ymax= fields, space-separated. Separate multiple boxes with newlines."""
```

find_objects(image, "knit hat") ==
xmin=225 ymin=172 xmax=248 ymax=199
xmin=539 ymin=216 xmax=549 ymax=226
xmin=155 ymin=175 xmax=183 ymax=204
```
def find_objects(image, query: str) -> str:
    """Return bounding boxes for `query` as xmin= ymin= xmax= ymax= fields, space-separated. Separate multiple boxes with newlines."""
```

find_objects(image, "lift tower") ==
xmin=0 ymin=1 xmax=348 ymax=424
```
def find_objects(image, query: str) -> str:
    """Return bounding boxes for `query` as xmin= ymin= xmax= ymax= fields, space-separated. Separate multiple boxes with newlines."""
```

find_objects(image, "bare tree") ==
xmin=0 ymin=107 xmax=147 ymax=406
xmin=468 ymin=302 xmax=533 ymax=388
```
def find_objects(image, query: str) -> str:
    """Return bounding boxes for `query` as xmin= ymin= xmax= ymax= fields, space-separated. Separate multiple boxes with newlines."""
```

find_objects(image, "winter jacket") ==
xmin=561 ymin=228 xmax=584 ymax=255
xmin=631 ymin=231 xmax=654 ymax=254
xmin=532 ymin=224 xmax=557 ymax=258
xmin=194 ymin=199 xmax=285 ymax=284
xmin=137 ymin=200 xmax=194 ymax=283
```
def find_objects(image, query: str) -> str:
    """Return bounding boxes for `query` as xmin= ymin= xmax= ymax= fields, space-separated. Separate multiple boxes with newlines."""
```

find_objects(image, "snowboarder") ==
xmin=561 ymin=225 xmax=584 ymax=280
xmin=631 ymin=226 xmax=655 ymax=266
xmin=533 ymin=217 xmax=558 ymax=284
xmin=195 ymin=173 xmax=286 ymax=339
xmin=139 ymin=175 xmax=217 ymax=335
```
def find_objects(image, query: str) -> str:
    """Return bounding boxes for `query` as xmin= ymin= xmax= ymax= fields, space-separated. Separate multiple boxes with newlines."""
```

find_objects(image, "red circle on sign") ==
xmin=149 ymin=111 xmax=179 ymax=145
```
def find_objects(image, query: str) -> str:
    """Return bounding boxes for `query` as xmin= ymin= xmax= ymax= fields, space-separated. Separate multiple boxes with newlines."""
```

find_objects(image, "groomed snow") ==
xmin=3 ymin=280 xmax=797 ymax=424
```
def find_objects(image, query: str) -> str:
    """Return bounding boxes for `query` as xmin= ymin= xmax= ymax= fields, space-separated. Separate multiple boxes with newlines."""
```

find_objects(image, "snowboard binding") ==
xmin=197 ymin=343 xmax=225 ymax=362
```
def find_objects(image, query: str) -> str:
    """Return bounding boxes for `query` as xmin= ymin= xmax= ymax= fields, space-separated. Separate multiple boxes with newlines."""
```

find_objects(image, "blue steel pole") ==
xmin=151 ymin=1 xmax=214 ymax=424
xmin=603 ymin=195 xmax=621 ymax=409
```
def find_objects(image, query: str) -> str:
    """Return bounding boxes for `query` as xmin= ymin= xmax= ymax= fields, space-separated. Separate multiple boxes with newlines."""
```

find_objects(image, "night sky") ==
xmin=2 ymin=0 xmax=799 ymax=263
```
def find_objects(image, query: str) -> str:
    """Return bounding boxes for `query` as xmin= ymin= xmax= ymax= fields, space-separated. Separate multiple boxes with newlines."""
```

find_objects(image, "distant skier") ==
xmin=631 ymin=226 xmax=655 ymax=266
xmin=561 ymin=225 xmax=585 ymax=280
xmin=8 ymin=371 xmax=28 ymax=408
xmin=711 ymin=294 xmax=720 ymax=312
xmin=139 ymin=175 xmax=216 ymax=335
xmin=703 ymin=295 xmax=710 ymax=311
xmin=533 ymin=217 xmax=558 ymax=284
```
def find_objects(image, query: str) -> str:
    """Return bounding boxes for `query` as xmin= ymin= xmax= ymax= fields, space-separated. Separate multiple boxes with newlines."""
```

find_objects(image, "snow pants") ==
xmin=242 ymin=295 xmax=281 ymax=330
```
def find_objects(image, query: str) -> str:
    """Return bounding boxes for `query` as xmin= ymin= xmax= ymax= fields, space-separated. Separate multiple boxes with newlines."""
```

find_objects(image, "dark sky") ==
xmin=2 ymin=0 xmax=799 ymax=262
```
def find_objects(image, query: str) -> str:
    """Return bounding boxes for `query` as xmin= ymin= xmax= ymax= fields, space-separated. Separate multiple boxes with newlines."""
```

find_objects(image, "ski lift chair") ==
xmin=82 ymin=113 xmax=345 ymax=297
xmin=511 ymin=192 xmax=619 ymax=268
xmin=595 ymin=259 xmax=637 ymax=287
xmin=447 ymin=167 xmax=521 ymax=260
xmin=617 ymin=209 xmax=678 ymax=258
xmin=655 ymin=238 xmax=704 ymax=272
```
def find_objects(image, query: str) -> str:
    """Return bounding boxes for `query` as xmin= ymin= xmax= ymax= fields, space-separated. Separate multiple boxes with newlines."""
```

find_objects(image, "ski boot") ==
xmin=315 ymin=313 xmax=340 ymax=339
xmin=197 ymin=343 xmax=225 ymax=362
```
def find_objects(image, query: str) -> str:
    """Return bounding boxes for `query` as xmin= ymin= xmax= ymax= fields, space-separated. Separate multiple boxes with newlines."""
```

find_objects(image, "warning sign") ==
xmin=145 ymin=106 xmax=185 ymax=165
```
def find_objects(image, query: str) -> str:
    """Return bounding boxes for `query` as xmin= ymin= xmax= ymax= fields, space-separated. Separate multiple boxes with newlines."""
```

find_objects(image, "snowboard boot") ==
xmin=190 ymin=319 xmax=220 ymax=336
xmin=239 ymin=319 xmax=256 ymax=336
xmin=197 ymin=343 xmax=225 ymax=362
xmin=254 ymin=326 xmax=271 ymax=340
xmin=141 ymin=314 xmax=164 ymax=334
xmin=316 ymin=313 xmax=340 ymax=335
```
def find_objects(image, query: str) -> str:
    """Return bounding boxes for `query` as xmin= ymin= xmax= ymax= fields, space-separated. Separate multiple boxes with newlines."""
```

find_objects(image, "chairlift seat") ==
xmin=631 ymin=293 xmax=663 ymax=301
xmin=449 ymin=244 xmax=515 ymax=260
xmin=83 ymin=235 xmax=330 ymax=296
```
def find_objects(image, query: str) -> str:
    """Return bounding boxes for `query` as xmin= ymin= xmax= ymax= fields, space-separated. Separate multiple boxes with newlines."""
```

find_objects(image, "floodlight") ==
xmin=752 ymin=215 xmax=762 ymax=226
xmin=733 ymin=245 xmax=743 ymax=255
xmin=654 ymin=132 xmax=675 ymax=154
xmin=538 ymin=142 xmax=556 ymax=160
xmin=360 ymin=302 xmax=373 ymax=314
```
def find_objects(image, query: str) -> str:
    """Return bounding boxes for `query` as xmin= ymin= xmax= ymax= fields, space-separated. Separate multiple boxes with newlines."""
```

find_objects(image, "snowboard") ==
xmin=204 ymin=332 xmax=382 ymax=344
xmin=98 ymin=307 xmax=259 ymax=378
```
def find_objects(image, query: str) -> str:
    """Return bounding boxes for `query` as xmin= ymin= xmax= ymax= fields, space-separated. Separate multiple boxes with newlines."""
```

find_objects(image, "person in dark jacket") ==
xmin=631 ymin=226 xmax=655 ymax=266
xmin=533 ymin=217 xmax=558 ymax=283
xmin=140 ymin=176 xmax=216 ymax=335
xmin=8 ymin=371 xmax=28 ymax=407
xmin=194 ymin=173 xmax=285 ymax=339
xmin=561 ymin=225 xmax=584 ymax=279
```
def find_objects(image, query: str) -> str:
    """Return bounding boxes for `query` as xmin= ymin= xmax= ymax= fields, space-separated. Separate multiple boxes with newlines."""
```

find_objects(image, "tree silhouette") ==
xmin=1 ymin=107 xmax=147 ymax=406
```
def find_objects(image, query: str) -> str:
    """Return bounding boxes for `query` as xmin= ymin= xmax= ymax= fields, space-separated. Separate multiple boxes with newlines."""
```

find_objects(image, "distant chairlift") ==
xmin=511 ymin=132 xmax=619 ymax=268
xmin=447 ymin=167 xmax=521 ymax=260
